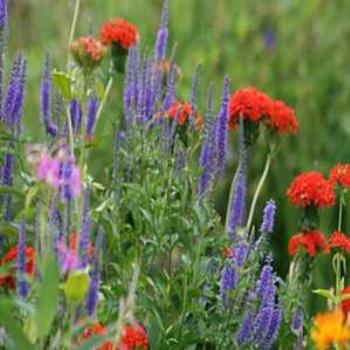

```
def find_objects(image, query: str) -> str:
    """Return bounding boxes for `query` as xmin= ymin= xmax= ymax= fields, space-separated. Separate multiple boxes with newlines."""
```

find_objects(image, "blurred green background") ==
xmin=8 ymin=0 xmax=350 ymax=311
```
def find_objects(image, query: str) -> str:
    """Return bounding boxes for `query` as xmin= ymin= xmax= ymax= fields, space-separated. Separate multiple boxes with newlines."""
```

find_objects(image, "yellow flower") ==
xmin=311 ymin=310 xmax=350 ymax=350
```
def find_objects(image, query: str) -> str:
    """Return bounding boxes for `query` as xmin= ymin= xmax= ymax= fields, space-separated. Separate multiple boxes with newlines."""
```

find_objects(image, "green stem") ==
xmin=246 ymin=153 xmax=272 ymax=232
xmin=68 ymin=0 xmax=81 ymax=46
xmin=94 ymin=74 xmax=114 ymax=133
xmin=338 ymin=191 xmax=345 ymax=231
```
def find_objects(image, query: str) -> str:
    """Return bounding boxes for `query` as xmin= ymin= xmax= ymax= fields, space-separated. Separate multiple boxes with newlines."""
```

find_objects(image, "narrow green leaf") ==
xmin=0 ymin=299 xmax=34 ymax=350
xmin=0 ymin=186 xmax=25 ymax=197
xmin=312 ymin=289 xmax=335 ymax=300
xmin=35 ymin=257 xmax=60 ymax=340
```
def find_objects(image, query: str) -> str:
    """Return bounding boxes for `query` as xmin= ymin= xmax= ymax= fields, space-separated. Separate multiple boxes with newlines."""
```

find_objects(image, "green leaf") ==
xmin=0 ymin=186 xmax=25 ymax=198
xmin=35 ymin=256 xmax=60 ymax=340
xmin=52 ymin=69 xmax=72 ymax=100
xmin=0 ymin=298 xmax=35 ymax=350
xmin=0 ymin=224 xmax=18 ymax=236
xmin=312 ymin=289 xmax=335 ymax=300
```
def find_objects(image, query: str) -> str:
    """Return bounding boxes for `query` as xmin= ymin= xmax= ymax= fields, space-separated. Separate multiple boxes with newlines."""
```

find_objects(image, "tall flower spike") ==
xmin=86 ymin=228 xmax=104 ymax=316
xmin=0 ymin=0 xmax=8 ymax=61
xmin=215 ymin=76 xmax=230 ymax=176
xmin=204 ymin=84 xmax=215 ymax=136
xmin=190 ymin=64 xmax=201 ymax=127
xmin=79 ymin=187 xmax=91 ymax=268
xmin=40 ymin=54 xmax=57 ymax=137
xmin=198 ymin=141 xmax=214 ymax=197
xmin=162 ymin=63 xmax=178 ymax=111
xmin=256 ymin=262 xmax=276 ymax=306
xmin=16 ymin=220 xmax=28 ymax=298
xmin=86 ymin=95 xmax=99 ymax=137
xmin=0 ymin=0 xmax=7 ymax=31
xmin=236 ymin=310 xmax=254 ymax=346
xmin=253 ymin=305 xmax=273 ymax=341
xmin=69 ymin=99 xmax=82 ymax=133
xmin=262 ymin=307 xmax=283 ymax=349
xmin=220 ymin=264 xmax=237 ymax=303
xmin=260 ymin=199 xmax=276 ymax=234
xmin=227 ymin=118 xmax=247 ymax=238
xmin=136 ymin=56 xmax=148 ymax=124
xmin=2 ymin=55 xmax=24 ymax=128
xmin=12 ymin=55 xmax=27 ymax=132
xmin=155 ymin=0 xmax=169 ymax=60
xmin=144 ymin=57 xmax=154 ymax=120
xmin=123 ymin=45 xmax=139 ymax=125
xmin=2 ymin=153 xmax=14 ymax=221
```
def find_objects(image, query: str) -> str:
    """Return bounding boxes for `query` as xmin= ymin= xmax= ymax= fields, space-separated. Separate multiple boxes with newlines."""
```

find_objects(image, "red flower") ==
xmin=222 ymin=247 xmax=234 ymax=259
xmin=286 ymin=171 xmax=336 ymax=208
xmin=268 ymin=100 xmax=299 ymax=133
xmin=329 ymin=231 xmax=350 ymax=253
xmin=329 ymin=164 xmax=350 ymax=189
xmin=70 ymin=36 xmax=106 ymax=68
xmin=228 ymin=87 xmax=272 ymax=130
xmin=341 ymin=286 xmax=350 ymax=317
xmin=80 ymin=323 xmax=113 ymax=350
xmin=120 ymin=324 xmax=148 ymax=350
xmin=0 ymin=246 xmax=35 ymax=289
xmin=288 ymin=231 xmax=330 ymax=257
xmin=100 ymin=19 xmax=139 ymax=49
xmin=165 ymin=101 xmax=203 ymax=130
xmin=80 ymin=323 xmax=148 ymax=350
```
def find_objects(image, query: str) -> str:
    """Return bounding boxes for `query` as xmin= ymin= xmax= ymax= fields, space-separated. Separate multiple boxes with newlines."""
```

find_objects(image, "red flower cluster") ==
xmin=228 ymin=87 xmax=298 ymax=133
xmin=100 ymin=19 xmax=139 ymax=49
xmin=70 ymin=36 xmax=106 ymax=68
xmin=342 ymin=286 xmax=350 ymax=318
xmin=286 ymin=171 xmax=336 ymax=208
xmin=120 ymin=324 xmax=148 ymax=350
xmin=288 ymin=230 xmax=329 ymax=257
xmin=329 ymin=231 xmax=350 ymax=253
xmin=268 ymin=100 xmax=299 ymax=133
xmin=329 ymin=163 xmax=350 ymax=189
xmin=0 ymin=246 xmax=35 ymax=289
xmin=165 ymin=100 xmax=203 ymax=130
xmin=80 ymin=322 xmax=148 ymax=350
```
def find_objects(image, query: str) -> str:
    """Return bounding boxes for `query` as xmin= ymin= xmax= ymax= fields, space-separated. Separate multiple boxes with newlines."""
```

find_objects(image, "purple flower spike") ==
xmin=253 ymin=305 xmax=273 ymax=341
xmin=2 ymin=54 xmax=26 ymax=129
xmin=86 ymin=228 xmax=104 ymax=316
xmin=260 ymin=200 xmax=276 ymax=234
xmin=40 ymin=54 xmax=57 ymax=137
xmin=86 ymin=95 xmax=99 ymax=137
xmin=215 ymin=76 xmax=230 ymax=176
xmin=227 ymin=171 xmax=246 ymax=239
xmin=69 ymin=99 xmax=83 ymax=133
xmin=291 ymin=308 xmax=303 ymax=334
xmin=162 ymin=63 xmax=178 ymax=111
xmin=0 ymin=0 xmax=8 ymax=31
xmin=256 ymin=262 xmax=276 ymax=306
xmin=79 ymin=188 xmax=91 ymax=268
xmin=198 ymin=141 xmax=214 ymax=197
xmin=236 ymin=310 xmax=254 ymax=346
xmin=2 ymin=153 xmax=14 ymax=221
xmin=155 ymin=0 xmax=169 ymax=60
xmin=220 ymin=264 xmax=237 ymax=303
xmin=16 ymin=220 xmax=28 ymax=298
xmin=262 ymin=307 xmax=283 ymax=349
